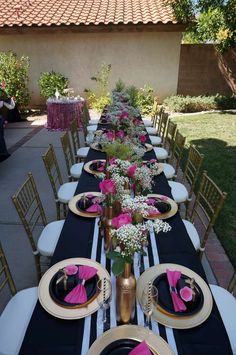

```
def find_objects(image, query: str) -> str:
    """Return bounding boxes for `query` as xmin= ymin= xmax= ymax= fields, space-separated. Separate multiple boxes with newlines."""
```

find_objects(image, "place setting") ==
xmin=68 ymin=192 xmax=104 ymax=217
xmin=144 ymin=194 xmax=178 ymax=220
xmin=84 ymin=159 xmax=106 ymax=175
xmin=136 ymin=263 xmax=213 ymax=329
xmin=38 ymin=258 xmax=111 ymax=320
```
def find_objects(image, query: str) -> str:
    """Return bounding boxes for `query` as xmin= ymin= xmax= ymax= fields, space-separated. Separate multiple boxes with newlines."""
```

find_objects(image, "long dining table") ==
xmin=19 ymin=117 xmax=233 ymax=355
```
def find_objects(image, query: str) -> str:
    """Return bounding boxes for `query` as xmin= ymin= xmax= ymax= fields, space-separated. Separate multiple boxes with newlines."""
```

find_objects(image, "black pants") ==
xmin=0 ymin=115 xmax=10 ymax=161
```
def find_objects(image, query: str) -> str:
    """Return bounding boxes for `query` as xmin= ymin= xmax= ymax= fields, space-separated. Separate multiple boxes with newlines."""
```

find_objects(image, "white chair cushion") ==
xmin=182 ymin=219 xmax=200 ymax=250
xmin=161 ymin=163 xmax=175 ymax=179
xmin=0 ymin=287 xmax=38 ymax=355
xmin=210 ymin=284 xmax=236 ymax=354
xmin=70 ymin=162 xmax=83 ymax=178
xmin=88 ymin=119 xmax=99 ymax=125
xmin=77 ymin=147 xmax=89 ymax=158
xmin=87 ymin=125 xmax=98 ymax=132
xmin=146 ymin=127 xmax=157 ymax=135
xmin=57 ymin=181 xmax=78 ymax=203
xmin=168 ymin=181 xmax=189 ymax=203
xmin=38 ymin=219 xmax=65 ymax=256
xmin=154 ymin=147 xmax=168 ymax=160
xmin=150 ymin=135 xmax=162 ymax=146
xmin=143 ymin=119 xmax=153 ymax=127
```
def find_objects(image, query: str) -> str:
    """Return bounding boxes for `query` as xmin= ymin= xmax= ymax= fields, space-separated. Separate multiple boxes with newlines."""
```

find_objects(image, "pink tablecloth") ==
xmin=46 ymin=99 xmax=84 ymax=130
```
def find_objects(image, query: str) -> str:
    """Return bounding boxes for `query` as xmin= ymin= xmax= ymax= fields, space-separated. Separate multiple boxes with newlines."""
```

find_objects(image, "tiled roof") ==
xmin=0 ymin=0 xmax=178 ymax=28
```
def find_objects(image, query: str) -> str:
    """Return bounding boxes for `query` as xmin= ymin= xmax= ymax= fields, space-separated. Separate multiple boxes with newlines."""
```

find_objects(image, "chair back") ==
xmin=69 ymin=119 xmax=81 ymax=161
xmin=11 ymin=173 xmax=47 ymax=279
xmin=183 ymin=145 xmax=204 ymax=198
xmin=81 ymin=103 xmax=89 ymax=137
xmin=60 ymin=131 xmax=75 ymax=181
xmin=163 ymin=120 xmax=177 ymax=154
xmin=42 ymin=144 xmax=63 ymax=201
xmin=157 ymin=111 xmax=169 ymax=141
xmin=228 ymin=272 xmax=236 ymax=293
xmin=0 ymin=242 xmax=16 ymax=297
xmin=169 ymin=130 xmax=186 ymax=175
xmin=190 ymin=171 xmax=227 ymax=257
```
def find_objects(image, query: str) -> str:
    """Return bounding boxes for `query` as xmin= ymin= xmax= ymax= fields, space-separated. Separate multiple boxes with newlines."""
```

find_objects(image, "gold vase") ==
xmin=116 ymin=263 xmax=136 ymax=324
xmin=133 ymin=212 xmax=143 ymax=224
xmin=104 ymin=205 xmax=114 ymax=251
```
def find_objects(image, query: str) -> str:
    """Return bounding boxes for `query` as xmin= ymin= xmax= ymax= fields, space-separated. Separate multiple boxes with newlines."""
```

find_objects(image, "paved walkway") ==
xmin=0 ymin=112 xmax=234 ymax=311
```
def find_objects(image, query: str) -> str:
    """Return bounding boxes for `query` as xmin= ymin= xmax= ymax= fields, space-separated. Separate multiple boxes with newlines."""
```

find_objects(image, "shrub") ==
xmin=85 ymin=63 xmax=112 ymax=112
xmin=163 ymin=94 xmax=236 ymax=113
xmin=137 ymin=85 xmax=155 ymax=115
xmin=38 ymin=71 xmax=69 ymax=99
xmin=0 ymin=51 xmax=30 ymax=108
xmin=114 ymin=79 xmax=126 ymax=92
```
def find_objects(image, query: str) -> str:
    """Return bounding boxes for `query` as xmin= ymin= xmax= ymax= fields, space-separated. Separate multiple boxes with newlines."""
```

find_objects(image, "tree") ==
xmin=168 ymin=0 xmax=236 ymax=52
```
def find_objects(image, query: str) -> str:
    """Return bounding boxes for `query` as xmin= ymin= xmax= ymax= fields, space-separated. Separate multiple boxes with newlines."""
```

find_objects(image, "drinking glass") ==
xmin=97 ymin=278 xmax=112 ymax=331
xmin=140 ymin=283 xmax=158 ymax=329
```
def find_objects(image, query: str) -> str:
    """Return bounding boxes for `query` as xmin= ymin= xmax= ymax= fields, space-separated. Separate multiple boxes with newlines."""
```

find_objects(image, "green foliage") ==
xmin=106 ymin=251 xmax=132 ymax=276
xmin=38 ymin=71 xmax=69 ymax=99
xmin=136 ymin=85 xmax=155 ymax=115
xmin=0 ymin=51 xmax=30 ymax=108
xmin=163 ymin=94 xmax=236 ymax=113
xmin=103 ymin=142 xmax=133 ymax=160
xmin=85 ymin=63 xmax=112 ymax=112
xmin=168 ymin=0 xmax=236 ymax=52
xmin=114 ymin=79 xmax=126 ymax=92
xmin=125 ymin=85 xmax=139 ymax=108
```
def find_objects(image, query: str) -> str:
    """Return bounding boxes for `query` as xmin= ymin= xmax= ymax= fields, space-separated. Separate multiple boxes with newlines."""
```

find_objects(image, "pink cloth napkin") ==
xmin=86 ymin=203 xmax=102 ymax=213
xmin=129 ymin=341 xmax=152 ymax=355
xmin=64 ymin=266 xmax=97 ymax=304
xmin=166 ymin=269 xmax=187 ymax=312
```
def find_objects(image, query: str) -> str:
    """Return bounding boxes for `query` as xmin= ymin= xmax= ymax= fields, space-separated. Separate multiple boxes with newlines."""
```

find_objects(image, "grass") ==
xmin=172 ymin=112 xmax=236 ymax=267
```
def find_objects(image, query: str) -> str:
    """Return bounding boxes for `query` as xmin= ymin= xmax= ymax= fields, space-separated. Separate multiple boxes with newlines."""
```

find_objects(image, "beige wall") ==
xmin=0 ymin=31 xmax=182 ymax=106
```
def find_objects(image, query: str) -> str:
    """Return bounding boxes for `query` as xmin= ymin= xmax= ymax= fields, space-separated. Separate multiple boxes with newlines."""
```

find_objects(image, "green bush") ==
xmin=0 ymin=51 xmax=30 ymax=108
xmin=163 ymin=94 xmax=236 ymax=112
xmin=114 ymin=79 xmax=126 ymax=92
xmin=38 ymin=71 xmax=69 ymax=99
xmin=137 ymin=85 xmax=155 ymax=115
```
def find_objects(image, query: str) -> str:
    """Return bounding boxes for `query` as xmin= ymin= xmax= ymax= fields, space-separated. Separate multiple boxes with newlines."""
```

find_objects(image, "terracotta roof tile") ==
xmin=0 ymin=0 xmax=178 ymax=28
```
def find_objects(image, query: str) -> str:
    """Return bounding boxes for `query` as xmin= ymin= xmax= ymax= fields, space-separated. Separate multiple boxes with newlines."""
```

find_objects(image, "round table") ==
xmin=46 ymin=98 xmax=85 ymax=130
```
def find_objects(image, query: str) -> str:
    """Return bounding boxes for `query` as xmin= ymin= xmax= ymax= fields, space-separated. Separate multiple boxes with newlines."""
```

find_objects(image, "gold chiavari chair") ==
xmin=69 ymin=119 xmax=89 ymax=162
xmin=168 ymin=145 xmax=204 ymax=210
xmin=0 ymin=242 xmax=38 ymax=355
xmin=182 ymin=171 xmax=227 ymax=256
xmin=153 ymin=120 xmax=177 ymax=161
xmin=11 ymin=173 xmax=65 ymax=279
xmin=42 ymin=144 xmax=78 ymax=219
xmin=161 ymin=130 xmax=186 ymax=179
xmin=149 ymin=111 xmax=169 ymax=146
xmin=146 ymin=105 xmax=163 ymax=135
xmin=60 ymin=131 xmax=83 ymax=181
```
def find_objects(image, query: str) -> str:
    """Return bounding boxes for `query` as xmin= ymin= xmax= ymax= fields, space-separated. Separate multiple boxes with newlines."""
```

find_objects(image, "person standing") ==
xmin=0 ymin=88 xmax=15 ymax=162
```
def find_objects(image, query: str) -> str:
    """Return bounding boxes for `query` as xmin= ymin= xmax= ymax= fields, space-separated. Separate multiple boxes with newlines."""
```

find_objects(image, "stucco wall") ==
xmin=0 ymin=31 xmax=182 ymax=106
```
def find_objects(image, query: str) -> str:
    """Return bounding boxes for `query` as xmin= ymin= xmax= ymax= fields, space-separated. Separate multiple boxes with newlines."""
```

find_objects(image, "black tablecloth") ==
xmin=20 ymin=123 xmax=232 ymax=355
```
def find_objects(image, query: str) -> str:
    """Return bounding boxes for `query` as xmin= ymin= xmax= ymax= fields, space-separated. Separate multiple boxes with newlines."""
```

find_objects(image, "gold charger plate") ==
xmin=136 ymin=263 xmax=213 ymax=329
xmin=38 ymin=258 xmax=111 ymax=320
xmin=90 ymin=143 xmax=103 ymax=152
xmin=69 ymin=192 xmax=102 ymax=218
xmin=145 ymin=143 xmax=153 ymax=152
xmin=84 ymin=160 xmax=106 ymax=176
xmin=87 ymin=325 xmax=175 ymax=355
xmin=144 ymin=194 xmax=178 ymax=220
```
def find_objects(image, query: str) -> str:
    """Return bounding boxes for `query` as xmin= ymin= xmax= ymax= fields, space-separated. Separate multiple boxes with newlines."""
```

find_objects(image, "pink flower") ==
xmin=139 ymin=134 xmax=147 ymax=144
xmin=133 ymin=118 xmax=140 ymax=125
xmin=112 ymin=213 xmax=132 ymax=229
xmin=64 ymin=264 xmax=78 ymax=275
xmin=120 ymin=111 xmax=129 ymax=119
xmin=109 ymin=157 xmax=117 ymax=165
xmin=106 ymin=131 xmax=115 ymax=141
xmin=116 ymin=130 xmax=125 ymax=139
xmin=150 ymin=159 xmax=157 ymax=164
xmin=180 ymin=286 xmax=193 ymax=302
xmin=127 ymin=164 xmax=137 ymax=178
xmin=99 ymin=179 xmax=116 ymax=194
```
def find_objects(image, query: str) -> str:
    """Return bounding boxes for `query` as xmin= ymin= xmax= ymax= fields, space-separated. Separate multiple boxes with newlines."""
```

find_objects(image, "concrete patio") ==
xmin=1 ymin=111 xmax=232 ymax=311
